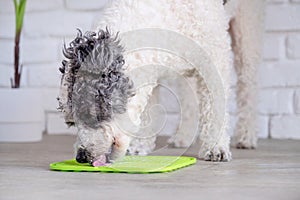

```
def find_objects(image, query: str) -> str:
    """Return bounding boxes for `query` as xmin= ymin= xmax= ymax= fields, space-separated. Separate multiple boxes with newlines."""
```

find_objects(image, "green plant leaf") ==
xmin=13 ymin=0 xmax=19 ymax=32
xmin=13 ymin=0 xmax=18 ymax=12
xmin=16 ymin=0 xmax=26 ymax=32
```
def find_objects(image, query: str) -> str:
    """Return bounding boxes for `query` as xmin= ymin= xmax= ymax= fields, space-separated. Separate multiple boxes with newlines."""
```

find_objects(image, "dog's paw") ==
xmin=199 ymin=146 xmax=232 ymax=162
xmin=234 ymin=135 xmax=257 ymax=149
xmin=167 ymin=133 xmax=194 ymax=148
xmin=127 ymin=138 xmax=155 ymax=156
xmin=127 ymin=146 xmax=150 ymax=156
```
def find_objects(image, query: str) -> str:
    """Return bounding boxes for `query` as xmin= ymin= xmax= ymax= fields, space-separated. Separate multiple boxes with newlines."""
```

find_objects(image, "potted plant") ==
xmin=0 ymin=0 xmax=43 ymax=142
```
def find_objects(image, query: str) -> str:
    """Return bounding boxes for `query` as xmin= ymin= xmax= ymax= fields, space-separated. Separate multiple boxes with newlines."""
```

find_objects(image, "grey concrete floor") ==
xmin=0 ymin=135 xmax=300 ymax=200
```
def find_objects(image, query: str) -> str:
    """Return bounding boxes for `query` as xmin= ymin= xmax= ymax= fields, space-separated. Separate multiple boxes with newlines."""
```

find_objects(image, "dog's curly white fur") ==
xmin=58 ymin=0 xmax=265 ymax=164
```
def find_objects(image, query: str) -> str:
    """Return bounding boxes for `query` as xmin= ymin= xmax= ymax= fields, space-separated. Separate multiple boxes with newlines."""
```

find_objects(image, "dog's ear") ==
xmin=58 ymin=29 xmax=134 ymax=128
xmin=57 ymin=29 xmax=84 ymax=126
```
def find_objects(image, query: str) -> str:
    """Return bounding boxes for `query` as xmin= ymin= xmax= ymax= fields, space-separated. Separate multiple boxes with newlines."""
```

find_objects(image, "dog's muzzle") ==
xmin=76 ymin=147 xmax=111 ymax=166
xmin=76 ymin=148 xmax=90 ymax=163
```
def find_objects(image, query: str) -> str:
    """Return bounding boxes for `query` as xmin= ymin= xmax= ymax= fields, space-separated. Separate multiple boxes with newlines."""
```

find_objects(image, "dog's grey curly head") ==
xmin=60 ymin=29 xmax=134 ymax=129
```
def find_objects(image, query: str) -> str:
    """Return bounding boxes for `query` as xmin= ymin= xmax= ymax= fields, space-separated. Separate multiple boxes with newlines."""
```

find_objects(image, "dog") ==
xmin=57 ymin=0 xmax=265 ymax=166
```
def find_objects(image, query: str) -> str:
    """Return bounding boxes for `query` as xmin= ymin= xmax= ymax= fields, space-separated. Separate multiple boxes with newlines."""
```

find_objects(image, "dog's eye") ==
xmin=112 ymin=137 xmax=116 ymax=145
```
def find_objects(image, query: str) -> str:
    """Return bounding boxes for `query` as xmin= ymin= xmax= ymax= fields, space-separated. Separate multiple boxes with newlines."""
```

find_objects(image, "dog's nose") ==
xmin=76 ymin=148 xmax=89 ymax=163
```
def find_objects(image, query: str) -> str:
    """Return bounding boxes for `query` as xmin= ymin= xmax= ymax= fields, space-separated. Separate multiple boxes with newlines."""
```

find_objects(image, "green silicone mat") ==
xmin=50 ymin=156 xmax=196 ymax=174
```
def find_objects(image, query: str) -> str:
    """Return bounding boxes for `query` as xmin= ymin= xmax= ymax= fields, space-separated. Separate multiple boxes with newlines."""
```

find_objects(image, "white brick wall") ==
xmin=0 ymin=0 xmax=299 ymax=139
xmin=258 ymin=89 xmax=294 ymax=115
xmin=287 ymin=34 xmax=300 ymax=59
xmin=259 ymin=0 xmax=300 ymax=139
xmin=265 ymin=4 xmax=300 ymax=31
xmin=65 ymin=0 xmax=108 ymax=10
xmin=271 ymin=116 xmax=300 ymax=139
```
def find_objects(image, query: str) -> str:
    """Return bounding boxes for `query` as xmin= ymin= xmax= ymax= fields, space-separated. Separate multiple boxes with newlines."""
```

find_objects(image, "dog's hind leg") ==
xmin=167 ymin=67 xmax=232 ymax=162
xmin=230 ymin=0 xmax=265 ymax=149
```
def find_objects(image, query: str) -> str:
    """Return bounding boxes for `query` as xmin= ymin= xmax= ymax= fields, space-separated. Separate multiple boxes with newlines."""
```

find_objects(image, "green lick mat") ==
xmin=50 ymin=156 xmax=196 ymax=174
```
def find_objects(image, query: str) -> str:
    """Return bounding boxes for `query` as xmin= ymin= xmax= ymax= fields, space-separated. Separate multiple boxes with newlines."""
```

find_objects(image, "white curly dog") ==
xmin=58 ymin=0 xmax=265 ymax=166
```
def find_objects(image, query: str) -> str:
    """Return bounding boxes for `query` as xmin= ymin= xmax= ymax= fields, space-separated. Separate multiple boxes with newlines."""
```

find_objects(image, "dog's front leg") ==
xmin=126 ymin=83 xmax=158 ymax=155
xmin=167 ymin=72 xmax=200 ymax=148
xmin=193 ymin=70 xmax=232 ymax=162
